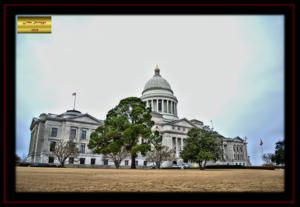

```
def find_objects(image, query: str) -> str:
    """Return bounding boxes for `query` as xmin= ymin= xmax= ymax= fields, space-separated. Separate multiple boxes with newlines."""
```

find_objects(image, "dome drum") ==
xmin=141 ymin=65 xmax=178 ymax=121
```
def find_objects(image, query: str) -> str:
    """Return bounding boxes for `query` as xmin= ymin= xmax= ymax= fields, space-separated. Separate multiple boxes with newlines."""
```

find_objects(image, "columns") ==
xmin=163 ymin=100 xmax=167 ymax=113
xmin=175 ymin=138 xmax=178 ymax=158
xmin=177 ymin=138 xmax=181 ymax=155
xmin=145 ymin=98 xmax=177 ymax=115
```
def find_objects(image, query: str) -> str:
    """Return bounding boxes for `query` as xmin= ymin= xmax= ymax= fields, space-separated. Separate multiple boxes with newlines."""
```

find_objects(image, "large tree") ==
xmin=271 ymin=141 xmax=284 ymax=166
xmin=88 ymin=125 xmax=129 ymax=169
xmin=53 ymin=139 xmax=79 ymax=167
xmin=146 ymin=131 xmax=173 ymax=169
xmin=99 ymin=97 xmax=153 ymax=169
xmin=181 ymin=128 xmax=223 ymax=170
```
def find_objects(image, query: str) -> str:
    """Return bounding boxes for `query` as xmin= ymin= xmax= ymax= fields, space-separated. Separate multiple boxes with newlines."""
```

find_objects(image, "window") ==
xmin=69 ymin=157 xmax=74 ymax=164
xmin=158 ymin=100 xmax=162 ymax=112
xmin=81 ymin=130 xmax=87 ymax=140
xmin=172 ymin=126 xmax=175 ymax=130
xmin=135 ymin=161 xmax=138 ymax=166
xmin=91 ymin=158 xmax=96 ymax=165
xmin=70 ymin=128 xmax=76 ymax=139
xmin=50 ymin=141 xmax=56 ymax=152
xmin=183 ymin=128 xmax=185 ymax=131
xmin=80 ymin=144 xmax=85 ymax=153
xmin=148 ymin=100 xmax=152 ymax=108
xmin=80 ymin=158 xmax=85 ymax=164
xmin=178 ymin=127 xmax=180 ymax=130
xmin=48 ymin=157 xmax=54 ymax=163
xmin=125 ymin=160 xmax=129 ymax=166
xmin=104 ymin=159 xmax=108 ymax=165
xmin=144 ymin=161 xmax=147 ymax=166
xmin=51 ymin=128 xmax=57 ymax=137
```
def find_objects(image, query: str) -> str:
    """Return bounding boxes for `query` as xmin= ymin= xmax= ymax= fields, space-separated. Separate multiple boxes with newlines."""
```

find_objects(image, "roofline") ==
xmin=162 ymin=118 xmax=198 ymax=128
xmin=142 ymin=87 xmax=174 ymax=95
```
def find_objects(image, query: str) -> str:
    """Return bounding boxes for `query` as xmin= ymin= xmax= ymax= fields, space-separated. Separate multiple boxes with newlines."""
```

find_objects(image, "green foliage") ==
xmin=88 ymin=97 xmax=154 ymax=169
xmin=271 ymin=141 xmax=284 ymax=165
xmin=181 ymin=128 xmax=223 ymax=169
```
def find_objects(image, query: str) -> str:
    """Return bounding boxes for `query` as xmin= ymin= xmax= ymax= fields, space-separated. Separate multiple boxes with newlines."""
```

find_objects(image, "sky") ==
xmin=16 ymin=15 xmax=284 ymax=165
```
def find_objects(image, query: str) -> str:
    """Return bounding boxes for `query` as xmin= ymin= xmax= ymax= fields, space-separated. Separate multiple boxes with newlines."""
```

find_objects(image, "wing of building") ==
xmin=27 ymin=65 xmax=251 ymax=167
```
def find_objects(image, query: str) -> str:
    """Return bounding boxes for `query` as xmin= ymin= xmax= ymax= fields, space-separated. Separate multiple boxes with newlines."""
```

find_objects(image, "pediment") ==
xmin=67 ymin=114 xmax=103 ymax=124
xmin=165 ymin=118 xmax=197 ymax=128
xmin=233 ymin=137 xmax=244 ymax=142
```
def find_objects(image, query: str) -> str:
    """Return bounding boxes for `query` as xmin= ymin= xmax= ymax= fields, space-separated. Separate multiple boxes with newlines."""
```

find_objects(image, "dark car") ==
xmin=29 ymin=163 xmax=50 ymax=167
xmin=151 ymin=164 xmax=157 ymax=169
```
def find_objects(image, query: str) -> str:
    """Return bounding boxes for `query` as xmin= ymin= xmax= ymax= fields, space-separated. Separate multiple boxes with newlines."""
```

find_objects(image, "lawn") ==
xmin=16 ymin=167 xmax=284 ymax=192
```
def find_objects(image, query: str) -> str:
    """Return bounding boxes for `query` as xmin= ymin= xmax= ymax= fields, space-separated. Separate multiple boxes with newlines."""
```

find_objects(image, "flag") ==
xmin=243 ymin=136 xmax=248 ymax=145
xmin=260 ymin=138 xmax=263 ymax=146
xmin=72 ymin=92 xmax=76 ymax=96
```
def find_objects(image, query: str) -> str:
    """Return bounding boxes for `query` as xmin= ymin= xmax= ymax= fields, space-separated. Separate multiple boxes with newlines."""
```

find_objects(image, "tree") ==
xmin=88 ymin=126 xmax=129 ymax=169
xmin=21 ymin=153 xmax=28 ymax=163
xmin=181 ymin=128 xmax=223 ymax=170
xmin=53 ymin=139 xmax=79 ymax=167
xmin=90 ymin=97 xmax=154 ymax=169
xmin=15 ymin=154 xmax=21 ymax=165
xmin=271 ymin=141 xmax=284 ymax=166
xmin=262 ymin=153 xmax=275 ymax=165
xmin=146 ymin=131 xmax=173 ymax=169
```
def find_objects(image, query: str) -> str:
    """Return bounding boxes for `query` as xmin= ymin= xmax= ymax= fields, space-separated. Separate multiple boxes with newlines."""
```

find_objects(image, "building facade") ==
xmin=27 ymin=66 xmax=250 ymax=167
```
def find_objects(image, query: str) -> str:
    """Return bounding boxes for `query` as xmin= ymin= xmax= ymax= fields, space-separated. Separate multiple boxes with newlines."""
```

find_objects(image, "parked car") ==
xmin=28 ymin=163 xmax=50 ymax=167
xmin=151 ymin=164 xmax=157 ymax=169
xmin=180 ymin=163 xmax=190 ymax=169
xmin=171 ymin=164 xmax=181 ymax=169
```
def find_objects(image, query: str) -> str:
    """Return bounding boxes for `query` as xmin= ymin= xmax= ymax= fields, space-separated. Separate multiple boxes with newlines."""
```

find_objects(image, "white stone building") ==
xmin=27 ymin=65 xmax=250 ymax=167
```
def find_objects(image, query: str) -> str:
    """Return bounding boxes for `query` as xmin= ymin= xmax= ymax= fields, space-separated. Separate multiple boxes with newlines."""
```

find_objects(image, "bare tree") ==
xmin=21 ymin=153 xmax=28 ymax=163
xmin=53 ymin=140 xmax=79 ymax=167
xmin=262 ymin=153 xmax=275 ymax=165
xmin=146 ymin=145 xmax=173 ymax=169
xmin=103 ymin=146 xmax=130 ymax=169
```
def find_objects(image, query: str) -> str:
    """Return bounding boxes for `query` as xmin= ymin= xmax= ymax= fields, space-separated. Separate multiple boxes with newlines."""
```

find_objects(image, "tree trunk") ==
xmin=114 ymin=160 xmax=120 ymax=169
xmin=157 ymin=162 xmax=161 ymax=169
xmin=199 ymin=161 xmax=202 ymax=170
xmin=203 ymin=160 xmax=207 ymax=170
xmin=61 ymin=161 xmax=64 ymax=168
xmin=131 ymin=154 xmax=136 ymax=169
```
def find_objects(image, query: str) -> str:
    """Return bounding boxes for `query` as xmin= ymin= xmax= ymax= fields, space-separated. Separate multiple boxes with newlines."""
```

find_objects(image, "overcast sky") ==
xmin=16 ymin=15 xmax=284 ymax=165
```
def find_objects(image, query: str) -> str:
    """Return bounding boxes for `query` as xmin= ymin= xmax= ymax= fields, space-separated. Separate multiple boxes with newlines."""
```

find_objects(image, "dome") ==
xmin=142 ymin=65 xmax=173 ymax=94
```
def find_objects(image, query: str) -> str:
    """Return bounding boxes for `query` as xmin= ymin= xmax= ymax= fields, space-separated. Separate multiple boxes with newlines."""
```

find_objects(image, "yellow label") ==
xmin=17 ymin=16 xmax=51 ymax=33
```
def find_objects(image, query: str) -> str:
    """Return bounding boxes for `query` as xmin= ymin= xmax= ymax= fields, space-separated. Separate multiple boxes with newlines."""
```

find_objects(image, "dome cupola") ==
xmin=142 ymin=65 xmax=173 ymax=95
xmin=141 ymin=65 xmax=178 ymax=121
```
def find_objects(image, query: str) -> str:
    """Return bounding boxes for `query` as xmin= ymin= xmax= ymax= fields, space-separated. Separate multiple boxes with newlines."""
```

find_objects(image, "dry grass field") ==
xmin=16 ymin=167 xmax=284 ymax=192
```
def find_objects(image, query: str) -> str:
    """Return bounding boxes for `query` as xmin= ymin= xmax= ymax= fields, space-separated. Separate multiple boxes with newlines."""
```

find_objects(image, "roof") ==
xmin=142 ymin=66 xmax=173 ymax=94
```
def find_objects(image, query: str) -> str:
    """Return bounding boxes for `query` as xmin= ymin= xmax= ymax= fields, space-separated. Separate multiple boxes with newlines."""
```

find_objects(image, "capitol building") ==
xmin=27 ymin=65 xmax=250 ymax=167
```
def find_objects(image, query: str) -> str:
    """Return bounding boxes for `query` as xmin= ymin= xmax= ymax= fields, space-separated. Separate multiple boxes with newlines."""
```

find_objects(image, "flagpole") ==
xmin=73 ymin=94 xmax=76 ymax=110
